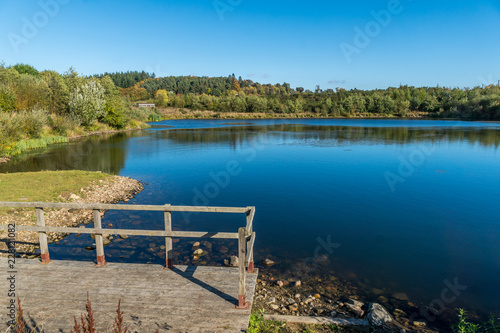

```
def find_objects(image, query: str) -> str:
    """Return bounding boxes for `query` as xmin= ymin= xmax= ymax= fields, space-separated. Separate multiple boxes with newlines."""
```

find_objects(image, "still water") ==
xmin=2 ymin=119 xmax=500 ymax=319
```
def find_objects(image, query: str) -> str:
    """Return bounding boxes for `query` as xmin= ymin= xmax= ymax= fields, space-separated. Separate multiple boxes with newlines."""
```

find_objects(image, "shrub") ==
xmin=49 ymin=114 xmax=78 ymax=135
xmin=124 ymin=106 xmax=152 ymax=122
xmin=18 ymin=108 xmax=48 ymax=138
xmin=68 ymin=81 xmax=106 ymax=127
xmin=0 ymin=84 xmax=17 ymax=112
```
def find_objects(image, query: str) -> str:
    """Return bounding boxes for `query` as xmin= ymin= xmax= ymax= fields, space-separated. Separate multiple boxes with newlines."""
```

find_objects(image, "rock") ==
xmin=413 ymin=320 xmax=426 ymax=328
xmin=367 ymin=303 xmax=393 ymax=326
xmin=84 ymin=246 xmax=95 ymax=251
xmin=224 ymin=255 xmax=239 ymax=267
xmin=193 ymin=249 xmax=203 ymax=256
xmin=294 ymin=293 xmax=301 ymax=299
xmin=193 ymin=242 xmax=200 ymax=247
xmin=276 ymin=280 xmax=284 ymax=287
xmin=287 ymin=298 xmax=295 ymax=305
xmin=119 ymin=234 xmax=129 ymax=239
xmin=313 ymin=294 xmax=321 ymax=299
xmin=295 ymin=280 xmax=302 ymax=287
xmin=345 ymin=303 xmax=364 ymax=318
xmin=262 ymin=258 xmax=275 ymax=266
xmin=394 ymin=309 xmax=407 ymax=317
xmin=288 ymin=304 xmax=299 ymax=312
xmin=102 ymin=237 xmax=111 ymax=246
xmin=107 ymin=223 xmax=113 ymax=227
xmin=347 ymin=298 xmax=364 ymax=308
xmin=69 ymin=193 xmax=81 ymax=200
xmin=202 ymin=241 xmax=212 ymax=249
xmin=331 ymin=310 xmax=337 ymax=317
xmin=266 ymin=297 xmax=276 ymax=304
xmin=192 ymin=256 xmax=199 ymax=261
xmin=216 ymin=245 xmax=229 ymax=254
xmin=270 ymin=304 xmax=279 ymax=310
xmin=160 ymin=245 xmax=166 ymax=250
xmin=378 ymin=296 xmax=389 ymax=304
xmin=392 ymin=292 xmax=409 ymax=301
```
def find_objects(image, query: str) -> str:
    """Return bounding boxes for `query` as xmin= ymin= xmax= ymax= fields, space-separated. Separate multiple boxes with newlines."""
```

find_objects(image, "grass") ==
xmin=248 ymin=310 xmax=286 ymax=333
xmin=0 ymin=170 xmax=113 ymax=214
xmin=7 ymin=135 xmax=69 ymax=156
xmin=453 ymin=309 xmax=500 ymax=333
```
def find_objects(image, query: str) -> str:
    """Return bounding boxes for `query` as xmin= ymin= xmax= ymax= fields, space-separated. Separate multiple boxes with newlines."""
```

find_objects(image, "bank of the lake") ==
xmin=0 ymin=170 xmax=143 ymax=256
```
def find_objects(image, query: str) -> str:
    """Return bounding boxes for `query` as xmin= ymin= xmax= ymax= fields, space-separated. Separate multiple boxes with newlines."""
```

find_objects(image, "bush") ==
xmin=124 ymin=106 xmax=152 ymax=122
xmin=68 ymin=80 xmax=106 ymax=127
xmin=0 ymin=84 xmax=17 ymax=112
xmin=18 ymin=108 xmax=48 ymax=138
xmin=48 ymin=114 xmax=78 ymax=135
xmin=148 ymin=113 xmax=162 ymax=122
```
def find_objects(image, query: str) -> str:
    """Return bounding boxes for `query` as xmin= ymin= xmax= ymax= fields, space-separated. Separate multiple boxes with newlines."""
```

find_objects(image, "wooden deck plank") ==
xmin=0 ymin=259 xmax=258 ymax=332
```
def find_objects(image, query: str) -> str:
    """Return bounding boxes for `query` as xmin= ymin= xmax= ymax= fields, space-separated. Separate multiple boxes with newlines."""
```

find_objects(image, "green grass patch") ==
xmin=7 ymin=135 xmax=69 ymax=156
xmin=0 ymin=170 xmax=113 ymax=215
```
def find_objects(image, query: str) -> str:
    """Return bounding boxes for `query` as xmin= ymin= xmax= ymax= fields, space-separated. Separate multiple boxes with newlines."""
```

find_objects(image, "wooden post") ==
xmin=246 ymin=232 xmax=256 ymax=273
xmin=36 ymin=207 xmax=51 ymax=264
xmin=246 ymin=207 xmax=256 ymax=273
xmin=236 ymin=227 xmax=249 ymax=309
xmin=164 ymin=204 xmax=173 ymax=269
xmin=93 ymin=209 xmax=106 ymax=266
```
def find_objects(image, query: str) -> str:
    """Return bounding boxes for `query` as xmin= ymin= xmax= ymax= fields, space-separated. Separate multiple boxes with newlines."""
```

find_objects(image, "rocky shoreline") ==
xmin=0 ymin=175 xmax=144 ymax=256
xmin=253 ymin=260 xmax=445 ymax=333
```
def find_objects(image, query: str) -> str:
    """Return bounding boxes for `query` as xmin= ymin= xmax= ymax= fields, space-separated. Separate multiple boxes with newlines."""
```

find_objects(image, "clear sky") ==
xmin=0 ymin=0 xmax=499 ymax=90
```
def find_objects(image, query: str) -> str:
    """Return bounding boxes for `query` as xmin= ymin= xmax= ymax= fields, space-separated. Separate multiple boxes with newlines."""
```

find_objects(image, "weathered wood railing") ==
xmin=0 ymin=201 xmax=256 ymax=309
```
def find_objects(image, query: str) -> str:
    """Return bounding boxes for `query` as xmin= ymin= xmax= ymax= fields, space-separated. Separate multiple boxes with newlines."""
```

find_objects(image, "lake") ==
xmin=2 ymin=119 xmax=500 ymax=323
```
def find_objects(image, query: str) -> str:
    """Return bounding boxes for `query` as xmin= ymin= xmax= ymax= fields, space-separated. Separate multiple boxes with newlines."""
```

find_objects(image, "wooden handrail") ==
xmin=0 ymin=200 xmax=257 ymax=308
xmin=0 ymin=201 xmax=249 ymax=213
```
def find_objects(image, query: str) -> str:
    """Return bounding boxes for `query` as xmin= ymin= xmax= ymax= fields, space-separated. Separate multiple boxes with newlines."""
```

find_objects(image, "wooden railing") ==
xmin=0 ymin=201 xmax=256 ymax=309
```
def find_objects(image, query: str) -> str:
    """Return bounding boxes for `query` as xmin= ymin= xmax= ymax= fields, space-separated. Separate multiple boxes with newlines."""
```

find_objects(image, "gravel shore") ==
xmin=0 ymin=175 xmax=143 ymax=256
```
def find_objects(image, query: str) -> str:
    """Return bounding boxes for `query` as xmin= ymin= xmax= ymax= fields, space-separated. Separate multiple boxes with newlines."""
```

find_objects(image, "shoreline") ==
xmin=0 ymin=173 xmax=144 ymax=256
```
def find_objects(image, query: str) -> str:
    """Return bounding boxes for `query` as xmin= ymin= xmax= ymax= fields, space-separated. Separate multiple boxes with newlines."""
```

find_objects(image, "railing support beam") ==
xmin=164 ymin=204 xmax=173 ymax=269
xmin=36 ymin=207 xmax=51 ymax=264
xmin=93 ymin=209 xmax=106 ymax=266
xmin=236 ymin=227 xmax=250 ymax=309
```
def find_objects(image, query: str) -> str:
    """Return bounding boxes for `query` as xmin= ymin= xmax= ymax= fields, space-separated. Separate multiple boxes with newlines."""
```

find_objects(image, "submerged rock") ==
xmin=262 ymin=258 xmax=275 ymax=266
xmin=367 ymin=303 xmax=393 ymax=326
xmin=193 ymin=249 xmax=203 ymax=256
xmin=224 ymin=255 xmax=239 ymax=267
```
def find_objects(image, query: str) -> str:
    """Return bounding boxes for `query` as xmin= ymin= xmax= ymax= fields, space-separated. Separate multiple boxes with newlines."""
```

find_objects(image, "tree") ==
xmin=0 ymin=85 xmax=17 ymax=112
xmin=68 ymin=80 xmax=106 ymax=127
xmin=41 ymin=70 xmax=69 ymax=115
xmin=154 ymin=89 xmax=169 ymax=107
xmin=11 ymin=63 xmax=39 ymax=76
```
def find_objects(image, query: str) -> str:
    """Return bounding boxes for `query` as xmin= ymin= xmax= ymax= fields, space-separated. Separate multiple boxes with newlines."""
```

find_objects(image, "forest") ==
xmin=112 ymin=72 xmax=500 ymax=120
xmin=1 ymin=64 xmax=499 ymax=157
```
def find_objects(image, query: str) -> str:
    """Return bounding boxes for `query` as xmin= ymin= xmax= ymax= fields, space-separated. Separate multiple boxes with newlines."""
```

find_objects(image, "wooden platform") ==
xmin=0 ymin=259 xmax=258 ymax=332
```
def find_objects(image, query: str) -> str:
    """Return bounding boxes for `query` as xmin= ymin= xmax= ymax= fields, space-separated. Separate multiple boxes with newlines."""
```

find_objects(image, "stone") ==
xmin=295 ymin=280 xmax=302 ymax=287
xmin=313 ymin=294 xmax=321 ymax=299
xmin=266 ymin=297 xmax=276 ymax=304
xmin=345 ymin=303 xmax=364 ymax=318
xmin=367 ymin=303 xmax=393 ymax=326
xmin=347 ymin=298 xmax=364 ymax=308
xmin=262 ymin=258 xmax=276 ymax=266
xmin=394 ymin=309 xmax=407 ymax=317
xmin=119 ymin=234 xmax=129 ymax=239
xmin=223 ymin=255 xmax=239 ymax=267
xmin=294 ymin=293 xmax=301 ymax=299
xmin=413 ymin=321 xmax=426 ymax=327
xmin=288 ymin=304 xmax=299 ymax=312
xmin=276 ymin=280 xmax=284 ymax=287
xmin=216 ymin=245 xmax=229 ymax=254
xmin=192 ymin=256 xmax=199 ymax=261
xmin=193 ymin=249 xmax=203 ymax=256
xmin=392 ymin=292 xmax=409 ymax=301
xmin=287 ymin=298 xmax=295 ymax=305
xmin=69 ymin=193 xmax=81 ymax=200
xmin=378 ymin=296 xmax=389 ymax=304
xmin=193 ymin=242 xmax=200 ymax=247
xmin=270 ymin=304 xmax=279 ymax=310
xmin=331 ymin=310 xmax=337 ymax=317
xmin=102 ymin=237 xmax=111 ymax=246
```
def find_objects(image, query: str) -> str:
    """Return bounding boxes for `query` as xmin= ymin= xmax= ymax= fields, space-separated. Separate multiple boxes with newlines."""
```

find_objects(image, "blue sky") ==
xmin=0 ymin=0 xmax=499 ymax=90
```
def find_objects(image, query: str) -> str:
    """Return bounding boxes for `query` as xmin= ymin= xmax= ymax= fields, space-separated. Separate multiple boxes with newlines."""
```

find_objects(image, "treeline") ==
xmin=0 ymin=64 xmax=158 ymax=156
xmin=103 ymin=73 xmax=500 ymax=120
xmin=93 ymin=71 xmax=155 ymax=89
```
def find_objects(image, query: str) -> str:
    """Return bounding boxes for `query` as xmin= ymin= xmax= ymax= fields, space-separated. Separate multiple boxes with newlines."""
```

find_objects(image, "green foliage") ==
xmin=9 ymin=136 xmax=68 ymax=156
xmin=68 ymin=80 xmax=106 ymax=127
xmin=11 ymin=63 xmax=39 ymax=76
xmin=452 ymin=309 xmax=500 ymax=333
xmin=41 ymin=70 xmax=69 ymax=114
xmin=0 ymin=84 xmax=17 ymax=112
xmin=124 ymin=106 xmax=154 ymax=122
xmin=248 ymin=310 xmax=285 ymax=333
xmin=48 ymin=114 xmax=78 ymax=135
xmin=93 ymin=71 xmax=155 ymax=88
xmin=148 ymin=113 xmax=162 ymax=122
